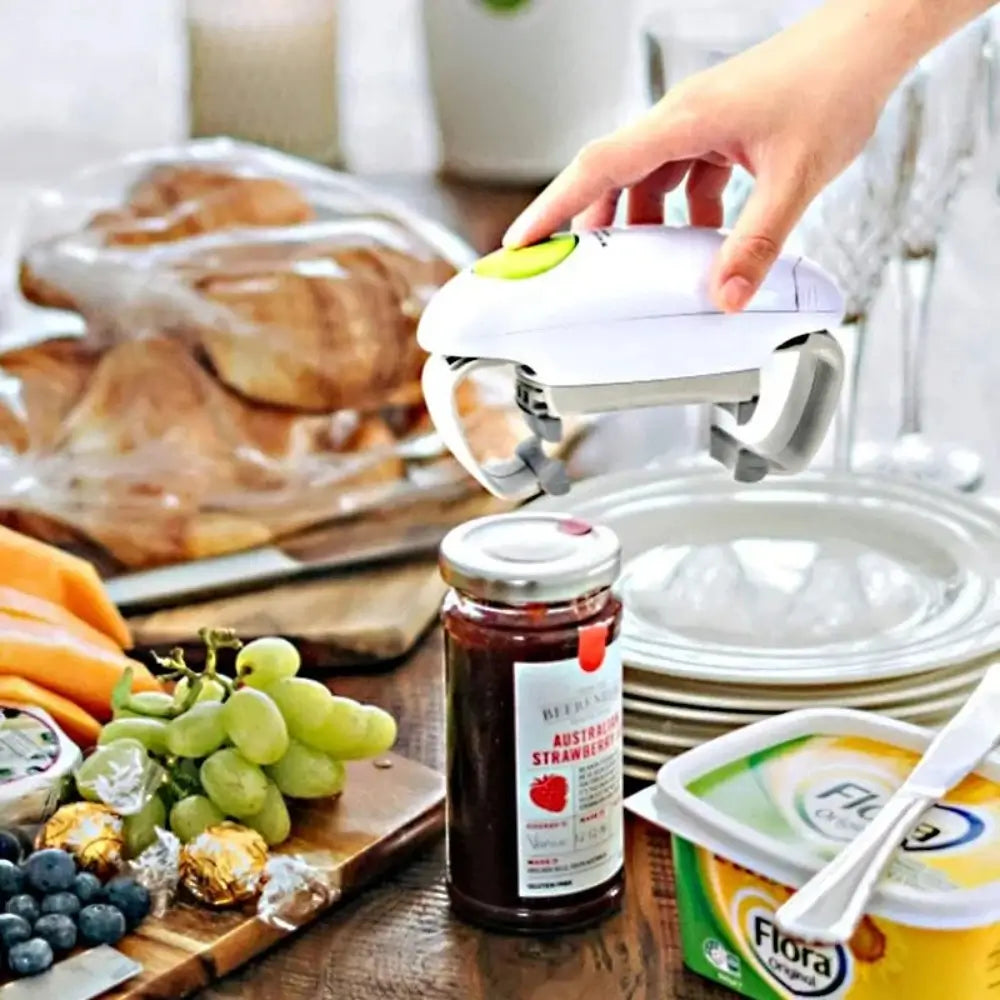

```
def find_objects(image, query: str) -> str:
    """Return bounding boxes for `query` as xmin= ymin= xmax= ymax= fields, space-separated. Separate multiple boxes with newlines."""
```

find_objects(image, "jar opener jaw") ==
xmin=420 ymin=330 xmax=843 ymax=500
xmin=710 ymin=330 xmax=845 ymax=481
xmin=421 ymin=355 xmax=546 ymax=500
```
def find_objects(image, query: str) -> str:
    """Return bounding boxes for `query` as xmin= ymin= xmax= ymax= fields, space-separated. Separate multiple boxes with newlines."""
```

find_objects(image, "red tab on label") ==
xmin=578 ymin=623 xmax=608 ymax=673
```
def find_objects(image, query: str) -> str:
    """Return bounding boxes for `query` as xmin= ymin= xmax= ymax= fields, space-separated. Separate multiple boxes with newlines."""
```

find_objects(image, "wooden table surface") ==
xmin=196 ymin=181 xmax=716 ymax=1000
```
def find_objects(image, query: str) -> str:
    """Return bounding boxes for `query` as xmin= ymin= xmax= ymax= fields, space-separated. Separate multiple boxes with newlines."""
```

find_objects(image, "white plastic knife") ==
xmin=775 ymin=662 xmax=1000 ymax=945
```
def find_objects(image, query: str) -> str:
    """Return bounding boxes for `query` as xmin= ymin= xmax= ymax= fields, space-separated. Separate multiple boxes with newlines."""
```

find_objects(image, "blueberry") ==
xmin=23 ymin=849 xmax=76 ymax=894
xmin=0 ymin=913 xmax=31 ymax=948
xmin=103 ymin=877 xmax=150 ymax=930
xmin=0 ymin=859 xmax=25 ymax=897
xmin=8 ymin=938 xmax=54 ymax=977
xmin=0 ymin=830 xmax=24 ymax=864
xmin=8 ymin=828 xmax=34 ymax=859
xmin=5 ymin=895 xmax=39 ymax=924
xmin=33 ymin=913 xmax=77 ymax=953
xmin=78 ymin=904 xmax=126 ymax=946
xmin=72 ymin=871 xmax=103 ymax=905
xmin=40 ymin=891 xmax=81 ymax=918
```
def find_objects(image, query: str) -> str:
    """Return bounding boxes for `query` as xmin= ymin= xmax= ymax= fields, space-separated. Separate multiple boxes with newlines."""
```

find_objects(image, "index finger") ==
xmin=503 ymin=107 xmax=706 ymax=248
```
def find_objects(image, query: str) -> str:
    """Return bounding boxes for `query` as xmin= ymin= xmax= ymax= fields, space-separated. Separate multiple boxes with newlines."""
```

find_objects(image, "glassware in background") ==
xmin=643 ymin=1 xmax=780 ymax=228
xmin=422 ymin=0 xmax=643 ymax=184
xmin=852 ymin=20 xmax=991 ymax=491
xmin=788 ymin=79 xmax=921 ymax=471
xmin=642 ymin=2 xmax=781 ymax=466
xmin=186 ymin=0 xmax=341 ymax=165
xmin=985 ymin=10 xmax=1000 ymax=145
xmin=985 ymin=10 xmax=1000 ymax=195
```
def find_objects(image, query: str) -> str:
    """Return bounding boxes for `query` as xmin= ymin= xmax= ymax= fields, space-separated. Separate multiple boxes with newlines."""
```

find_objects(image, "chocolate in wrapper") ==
xmin=257 ymin=853 xmax=343 ymax=931
xmin=37 ymin=801 xmax=126 ymax=880
xmin=180 ymin=823 xmax=268 ymax=907
xmin=129 ymin=827 xmax=181 ymax=918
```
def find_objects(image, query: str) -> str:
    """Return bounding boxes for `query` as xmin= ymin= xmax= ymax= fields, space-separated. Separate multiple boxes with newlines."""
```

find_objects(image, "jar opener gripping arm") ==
xmin=421 ymin=354 xmax=569 ymax=500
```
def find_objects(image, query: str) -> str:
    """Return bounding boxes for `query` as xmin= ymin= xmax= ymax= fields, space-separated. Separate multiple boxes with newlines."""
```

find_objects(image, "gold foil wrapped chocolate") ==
xmin=180 ymin=823 xmax=268 ymax=907
xmin=37 ymin=802 xmax=126 ymax=880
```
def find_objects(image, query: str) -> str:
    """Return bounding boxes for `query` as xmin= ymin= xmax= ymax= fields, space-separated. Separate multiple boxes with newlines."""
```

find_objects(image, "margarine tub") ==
xmin=626 ymin=708 xmax=1000 ymax=1000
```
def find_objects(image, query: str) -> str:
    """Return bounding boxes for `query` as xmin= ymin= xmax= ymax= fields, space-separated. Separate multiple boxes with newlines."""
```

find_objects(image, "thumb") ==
xmin=712 ymin=171 xmax=817 ymax=313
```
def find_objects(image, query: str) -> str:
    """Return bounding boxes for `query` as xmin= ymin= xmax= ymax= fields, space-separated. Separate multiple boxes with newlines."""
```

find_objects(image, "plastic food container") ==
xmin=626 ymin=707 xmax=1000 ymax=999
xmin=0 ymin=705 xmax=81 ymax=826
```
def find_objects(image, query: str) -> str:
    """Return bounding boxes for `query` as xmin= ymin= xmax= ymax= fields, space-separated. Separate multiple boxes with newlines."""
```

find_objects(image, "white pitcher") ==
xmin=422 ymin=0 xmax=642 ymax=183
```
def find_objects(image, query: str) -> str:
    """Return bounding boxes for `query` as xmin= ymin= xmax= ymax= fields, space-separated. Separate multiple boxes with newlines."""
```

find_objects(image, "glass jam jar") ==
xmin=439 ymin=512 xmax=624 ymax=933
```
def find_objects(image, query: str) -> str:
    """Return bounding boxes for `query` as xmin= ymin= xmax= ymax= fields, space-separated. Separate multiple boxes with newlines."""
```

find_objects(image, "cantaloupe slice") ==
xmin=0 ymin=675 xmax=101 ymax=747
xmin=0 ymin=586 xmax=121 ymax=652
xmin=0 ymin=526 xmax=131 ymax=648
xmin=0 ymin=613 xmax=158 ymax=720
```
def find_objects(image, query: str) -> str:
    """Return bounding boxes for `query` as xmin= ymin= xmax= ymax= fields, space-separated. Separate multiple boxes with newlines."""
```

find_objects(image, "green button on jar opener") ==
xmin=472 ymin=234 xmax=579 ymax=280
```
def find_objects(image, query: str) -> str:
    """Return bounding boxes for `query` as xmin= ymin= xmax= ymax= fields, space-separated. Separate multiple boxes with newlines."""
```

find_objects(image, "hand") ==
xmin=502 ymin=0 xmax=984 ymax=312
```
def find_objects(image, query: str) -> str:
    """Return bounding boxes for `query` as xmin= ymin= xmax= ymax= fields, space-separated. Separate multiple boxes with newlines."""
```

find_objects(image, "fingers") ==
xmin=686 ymin=160 xmax=732 ymax=229
xmin=711 ymin=168 xmax=818 ymax=312
xmin=573 ymin=188 xmax=621 ymax=231
xmin=626 ymin=161 xmax=690 ymax=225
xmin=503 ymin=105 xmax=705 ymax=247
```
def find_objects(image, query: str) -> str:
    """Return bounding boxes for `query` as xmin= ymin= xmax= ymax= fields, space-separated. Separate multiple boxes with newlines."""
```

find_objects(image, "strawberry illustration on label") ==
xmin=529 ymin=774 xmax=568 ymax=813
xmin=578 ymin=623 xmax=608 ymax=673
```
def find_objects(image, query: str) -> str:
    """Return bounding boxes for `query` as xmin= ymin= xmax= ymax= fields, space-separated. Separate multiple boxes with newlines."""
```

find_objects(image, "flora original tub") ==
xmin=626 ymin=708 xmax=1000 ymax=999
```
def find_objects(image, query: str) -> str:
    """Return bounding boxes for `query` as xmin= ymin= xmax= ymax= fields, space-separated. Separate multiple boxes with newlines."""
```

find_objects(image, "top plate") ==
xmin=529 ymin=469 xmax=1000 ymax=685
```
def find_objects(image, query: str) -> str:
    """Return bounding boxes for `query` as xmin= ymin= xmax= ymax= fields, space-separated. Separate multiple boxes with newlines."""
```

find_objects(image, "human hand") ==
xmin=502 ymin=0 xmax=961 ymax=312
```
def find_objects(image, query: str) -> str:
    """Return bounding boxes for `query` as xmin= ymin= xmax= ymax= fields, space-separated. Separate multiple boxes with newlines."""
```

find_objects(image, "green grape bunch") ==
xmin=84 ymin=631 xmax=398 ymax=851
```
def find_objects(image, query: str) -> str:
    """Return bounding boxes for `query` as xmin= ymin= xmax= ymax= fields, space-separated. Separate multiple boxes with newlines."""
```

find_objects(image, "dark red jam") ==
xmin=443 ymin=588 xmax=624 ymax=933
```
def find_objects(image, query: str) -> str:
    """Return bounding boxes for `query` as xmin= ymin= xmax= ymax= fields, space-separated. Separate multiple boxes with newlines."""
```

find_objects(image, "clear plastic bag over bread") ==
xmin=15 ymin=137 xmax=474 ymax=412
xmin=3 ymin=140 xmax=521 ymax=571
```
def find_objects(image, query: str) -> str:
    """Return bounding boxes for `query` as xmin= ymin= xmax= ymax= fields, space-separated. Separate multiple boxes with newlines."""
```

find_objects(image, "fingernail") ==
xmin=503 ymin=214 xmax=531 ymax=248
xmin=719 ymin=275 xmax=753 ymax=312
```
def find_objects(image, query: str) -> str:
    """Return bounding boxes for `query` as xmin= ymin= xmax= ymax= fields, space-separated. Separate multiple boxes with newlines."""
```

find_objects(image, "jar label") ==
xmin=513 ymin=639 xmax=623 ymax=898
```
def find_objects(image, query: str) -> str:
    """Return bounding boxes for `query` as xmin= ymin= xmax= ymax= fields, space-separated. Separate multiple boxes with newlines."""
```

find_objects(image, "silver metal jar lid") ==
xmin=439 ymin=512 xmax=622 ymax=605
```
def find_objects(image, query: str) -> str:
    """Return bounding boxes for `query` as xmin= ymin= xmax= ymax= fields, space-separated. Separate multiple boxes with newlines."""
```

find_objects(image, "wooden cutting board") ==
xmin=127 ymin=560 xmax=448 ymax=669
xmin=109 ymin=753 xmax=444 ymax=999
xmin=125 ymin=492 xmax=509 ymax=669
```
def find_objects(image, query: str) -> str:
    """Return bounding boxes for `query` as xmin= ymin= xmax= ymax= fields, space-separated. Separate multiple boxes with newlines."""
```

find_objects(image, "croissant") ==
xmin=192 ymin=244 xmax=454 ymax=412
xmin=19 ymin=166 xmax=314 ymax=310
xmin=1 ymin=336 xmax=406 ymax=568
xmin=16 ymin=263 xmax=80 ymax=314
xmin=0 ymin=338 xmax=98 ymax=452
xmin=98 ymin=166 xmax=314 ymax=247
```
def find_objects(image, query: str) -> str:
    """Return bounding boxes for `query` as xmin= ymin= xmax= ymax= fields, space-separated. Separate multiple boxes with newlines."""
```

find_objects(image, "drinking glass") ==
xmin=986 ymin=10 xmax=1000 ymax=141
xmin=985 ymin=10 xmax=1000 ymax=192
xmin=642 ymin=2 xmax=781 ymax=466
xmin=644 ymin=3 xmax=779 ymax=227
xmin=186 ymin=0 xmax=341 ymax=164
xmin=852 ymin=21 xmax=991 ymax=490
xmin=788 ymin=79 xmax=921 ymax=471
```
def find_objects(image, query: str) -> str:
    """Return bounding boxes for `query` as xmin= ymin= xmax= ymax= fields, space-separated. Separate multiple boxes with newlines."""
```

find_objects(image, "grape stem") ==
xmin=149 ymin=648 xmax=205 ymax=716
xmin=157 ymin=633 xmax=241 ymax=714
xmin=200 ymin=628 xmax=240 ymax=693
xmin=175 ymin=674 xmax=205 ymax=714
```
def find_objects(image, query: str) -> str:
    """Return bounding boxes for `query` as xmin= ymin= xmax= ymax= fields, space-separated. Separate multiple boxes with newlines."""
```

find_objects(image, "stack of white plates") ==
xmin=529 ymin=469 xmax=1000 ymax=782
